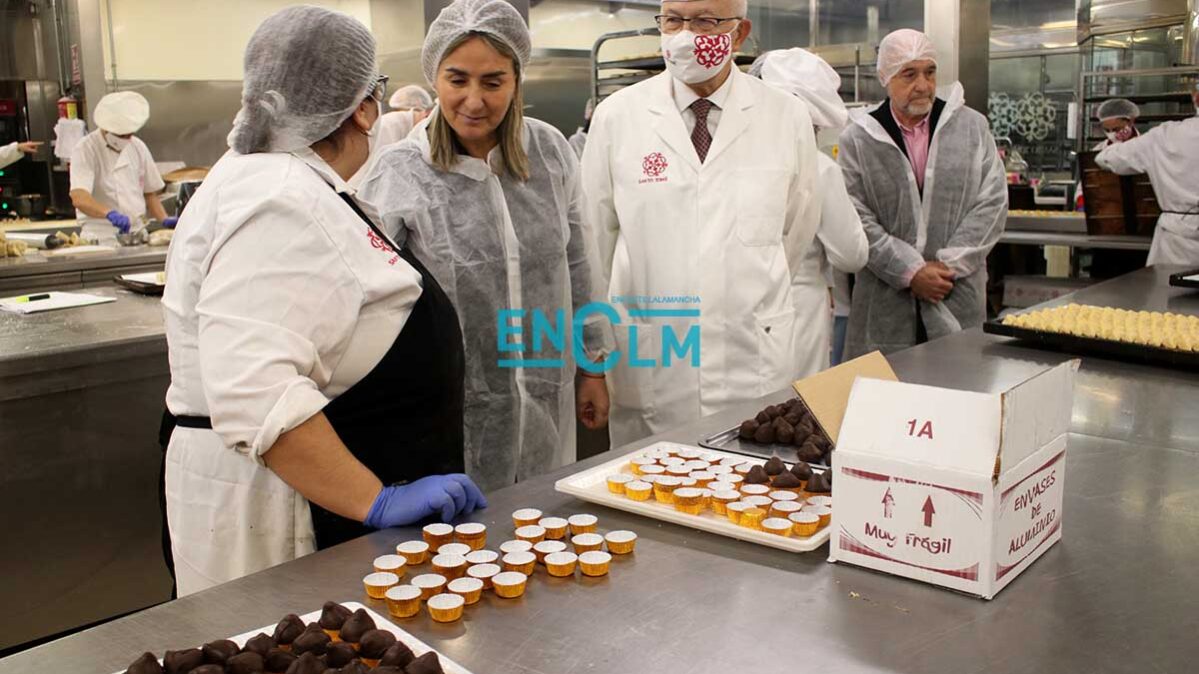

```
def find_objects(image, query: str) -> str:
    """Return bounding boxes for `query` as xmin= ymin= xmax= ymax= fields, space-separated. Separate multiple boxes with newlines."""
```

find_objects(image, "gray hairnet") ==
xmin=228 ymin=6 xmax=377 ymax=154
xmin=421 ymin=0 xmax=531 ymax=85
xmin=1097 ymin=98 xmax=1140 ymax=122
xmin=389 ymin=84 xmax=434 ymax=111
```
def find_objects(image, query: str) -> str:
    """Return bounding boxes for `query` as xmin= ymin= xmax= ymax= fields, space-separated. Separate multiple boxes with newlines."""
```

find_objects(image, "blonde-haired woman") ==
xmin=360 ymin=0 xmax=609 ymax=493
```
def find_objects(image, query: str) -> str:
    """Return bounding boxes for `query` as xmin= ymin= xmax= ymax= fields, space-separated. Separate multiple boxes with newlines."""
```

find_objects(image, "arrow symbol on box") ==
xmin=921 ymin=495 xmax=936 ymax=527
xmin=881 ymin=488 xmax=895 ymax=518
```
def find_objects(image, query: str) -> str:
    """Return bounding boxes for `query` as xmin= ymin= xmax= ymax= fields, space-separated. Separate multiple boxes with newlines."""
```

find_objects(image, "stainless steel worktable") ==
xmin=3 ymin=268 xmax=1198 ymax=673
xmin=0 ymin=286 xmax=172 ymax=650
xmin=0 ymin=246 xmax=168 ymax=294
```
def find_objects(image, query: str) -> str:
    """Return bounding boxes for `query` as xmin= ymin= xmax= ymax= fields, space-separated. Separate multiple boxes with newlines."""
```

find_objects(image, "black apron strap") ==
xmin=306 ymin=191 xmax=466 ymax=549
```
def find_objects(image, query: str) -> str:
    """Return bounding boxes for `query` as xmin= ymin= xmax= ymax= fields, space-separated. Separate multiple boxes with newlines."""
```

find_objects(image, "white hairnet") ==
xmin=758 ymin=48 xmax=848 ymax=130
xmin=1097 ymin=98 xmax=1140 ymax=121
xmin=877 ymin=29 xmax=938 ymax=86
xmin=422 ymin=0 xmax=531 ymax=85
xmin=389 ymin=84 xmax=434 ymax=111
xmin=228 ymin=6 xmax=377 ymax=154
xmin=94 ymin=92 xmax=150 ymax=135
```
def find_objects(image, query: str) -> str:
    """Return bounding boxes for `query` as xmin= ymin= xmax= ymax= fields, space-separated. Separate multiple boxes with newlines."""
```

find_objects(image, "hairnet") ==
xmin=228 ymin=6 xmax=377 ymax=154
xmin=1097 ymin=98 xmax=1140 ymax=122
xmin=389 ymin=84 xmax=434 ymax=111
xmin=94 ymin=92 xmax=150 ymax=135
xmin=876 ymin=29 xmax=938 ymax=86
xmin=422 ymin=0 xmax=531 ymax=85
xmin=757 ymin=48 xmax=848 ymax=130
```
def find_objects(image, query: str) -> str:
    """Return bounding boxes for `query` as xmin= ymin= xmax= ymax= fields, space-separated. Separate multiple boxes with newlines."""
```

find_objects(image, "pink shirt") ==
xmin=892 ymin=105 xmax=931 ymax=191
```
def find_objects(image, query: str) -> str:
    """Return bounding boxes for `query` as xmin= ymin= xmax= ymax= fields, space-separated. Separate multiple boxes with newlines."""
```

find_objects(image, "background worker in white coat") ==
xmin=0 ymin=140 xmax=41 ymax=169
xmin=581 ymin=0 xmax=820 ymax=448
xmin=69 ymin=91 xmax=175 ymax=241
xmin=839 ymin=29 xmax=1007 ymax=357
xmin=162 ymin=6 xmax=484 ymax=595
xmin=377 ymin=84 xmax=435 ymax=147
xmin=359 ymin=0 xmax=610 ymax=492
xmin=754 ymin=47 xmax=868 ymax=376
xmin=1096 ymin=84 xmax=1199 ymax=266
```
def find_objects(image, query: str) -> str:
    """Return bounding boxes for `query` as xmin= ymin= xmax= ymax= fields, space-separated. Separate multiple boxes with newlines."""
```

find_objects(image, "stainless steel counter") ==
xmin=998 ymin=230 xmax=1153 ymax=251
xmin=3 ymin=268 xmax=1198 ymax=672
xmin=0 ymin=286 xmax=172 ymax=651
xmin=0 ymin=246 xmax=168 ymax=294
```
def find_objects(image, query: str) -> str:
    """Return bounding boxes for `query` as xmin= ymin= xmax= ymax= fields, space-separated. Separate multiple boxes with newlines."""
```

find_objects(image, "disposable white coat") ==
xmin=791 ymin=152 xmax=868 ymax=377
xmin=162 ymin=149 xmax=420 ymax=595
xmin=358 ymin=117 xmax=609 ymax=493
xmin=1097 ymin=117 xmax=1199 ymax=266
xmin=840 ymin=84 xmax=1007 ymax=357
xmin=581 ymin=69 xmax=821 ymax=448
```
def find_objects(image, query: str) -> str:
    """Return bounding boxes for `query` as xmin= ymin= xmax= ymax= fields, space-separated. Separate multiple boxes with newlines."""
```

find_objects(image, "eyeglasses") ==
xmin=370 ymin=74 xmax=390 ymax=102
xmin=654 ymin=15 xmax=742 ymax=35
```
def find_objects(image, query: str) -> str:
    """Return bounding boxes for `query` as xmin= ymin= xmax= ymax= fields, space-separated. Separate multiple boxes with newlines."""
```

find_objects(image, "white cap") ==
xmin=876 ymin=29 xmax=938 ymax=86
xmin=94 ymin=91 xmax=150 ymax=135
xmin=758 ymin=48 xmax=849 ymax=130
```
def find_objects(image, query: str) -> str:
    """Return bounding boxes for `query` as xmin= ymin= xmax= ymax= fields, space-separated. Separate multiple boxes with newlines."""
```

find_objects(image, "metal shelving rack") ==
xmin=1076 ymin=65 xmax=1199 ymax=150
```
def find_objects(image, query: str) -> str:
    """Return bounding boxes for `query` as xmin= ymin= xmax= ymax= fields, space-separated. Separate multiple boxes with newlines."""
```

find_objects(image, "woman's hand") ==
xmin=365 ymin=474 xmax=487 ymax=528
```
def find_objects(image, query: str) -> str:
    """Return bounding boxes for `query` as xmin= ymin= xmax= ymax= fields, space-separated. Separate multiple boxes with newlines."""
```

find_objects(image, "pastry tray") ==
xmin=984 ymin=319 xmax=1199 ymax=369
xmin=554 ymin=441 xmax=830 ymax=553
xmin=113 ymin=271 xmax=166 ymax=295
xmin=109 ymin=602 xmax=473 ymax=674
xmin=1168 ymin=268 xmax=1199 ymax=289
xmin=698 ymin=426 xmax=830 ymax=467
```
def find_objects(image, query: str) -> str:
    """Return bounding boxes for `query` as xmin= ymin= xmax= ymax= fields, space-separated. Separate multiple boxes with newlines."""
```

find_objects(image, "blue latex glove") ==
xmin=163 ymin=216 xmax=179 ymax=228
xmin=105 ymin=210 xmax=131 ymax=234
xmin=364 ymin=474 xmax=487 ymax=529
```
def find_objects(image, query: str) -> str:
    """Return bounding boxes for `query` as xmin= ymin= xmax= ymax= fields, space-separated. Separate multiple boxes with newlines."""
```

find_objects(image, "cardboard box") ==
xmin=792 ymin=351 xmax=898 ymax=444
xmin=828 ymin=360 xmax=1079 ymax=599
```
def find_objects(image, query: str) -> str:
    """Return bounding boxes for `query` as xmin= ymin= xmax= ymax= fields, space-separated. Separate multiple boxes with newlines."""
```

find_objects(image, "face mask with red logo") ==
xmin=1104 ymin=124 xmax=1137 ymax=144
xmin=661 ymin=27 xmax=737 ymax=85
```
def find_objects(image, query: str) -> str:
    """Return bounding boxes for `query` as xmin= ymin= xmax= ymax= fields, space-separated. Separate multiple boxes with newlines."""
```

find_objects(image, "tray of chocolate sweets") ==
xmin=114 ymin=601 xmax=472 ymax=674
xmin=555 ymin=441 xmax=833 ymax=553
xmin=698 ymin=397 xmax=835 ymax=468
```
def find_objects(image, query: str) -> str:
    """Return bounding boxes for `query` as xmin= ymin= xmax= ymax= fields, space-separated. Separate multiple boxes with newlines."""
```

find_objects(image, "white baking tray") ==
xmin=554 ymin=441 xmax=830 ymax=553
xmin=110 ymin=601 xmax=472 ymax=674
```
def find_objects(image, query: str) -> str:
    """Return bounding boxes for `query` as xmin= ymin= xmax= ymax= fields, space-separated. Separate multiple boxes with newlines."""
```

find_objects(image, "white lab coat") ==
xmin=581 ymin=69 xmax=821 ymax=448
xmin=1097 ymin=117 xmax=1199 ymax=266
xmin=69 ymin=130 xmax=164 ymax=240
xmin=162 ymin=148 xmax=421 ymax=596
xmin=791 ymin=152 xmax=869 ymax=377
xmin=0 ymin=142 xmax=23 ymax=169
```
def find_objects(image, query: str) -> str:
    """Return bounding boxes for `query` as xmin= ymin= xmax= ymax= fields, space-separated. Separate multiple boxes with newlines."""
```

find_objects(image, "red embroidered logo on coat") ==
xmin=694 ymin=34 xmax=732 ymax=69
xmin=642 ymin=152 xmax=668 ymax=177
xmin=366 ymin=228 xmax=400 ymax=266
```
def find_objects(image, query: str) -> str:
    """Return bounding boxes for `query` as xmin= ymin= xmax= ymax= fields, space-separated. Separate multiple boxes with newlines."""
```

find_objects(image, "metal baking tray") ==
xmin=108 ymin=602 xmax=473 ymax=674
xmin=697 ymin=426 xmax=830 ymax=468
xmin=113 ymin=271 xmax=166 ymax=295
xmin=984 ymin=319 xmax=1199 ymax=369
xmin=1168 ymin=269 xmax=1199 ymax=289
xmin=555 ymin=442 xmax=831 ymax=553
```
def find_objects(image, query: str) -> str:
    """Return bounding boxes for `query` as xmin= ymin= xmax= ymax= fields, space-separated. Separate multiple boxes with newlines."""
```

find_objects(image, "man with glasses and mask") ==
xmin=581 ymin=0 xmax=821 ymax=448
xmin=839 ymin=29 xmax=1006 ymax=358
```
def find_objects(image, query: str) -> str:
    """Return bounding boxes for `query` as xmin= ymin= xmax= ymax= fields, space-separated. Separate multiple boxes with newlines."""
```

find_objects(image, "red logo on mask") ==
xmin=642 ymin=152 xmax=669 ymax=177
xmin=694 ymin=34 xmax=732 ymax=69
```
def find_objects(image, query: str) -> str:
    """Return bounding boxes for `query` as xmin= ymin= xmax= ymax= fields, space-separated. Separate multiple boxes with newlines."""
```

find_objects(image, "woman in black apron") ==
xmin=159 ymin=6 xmax=485 ymax=595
